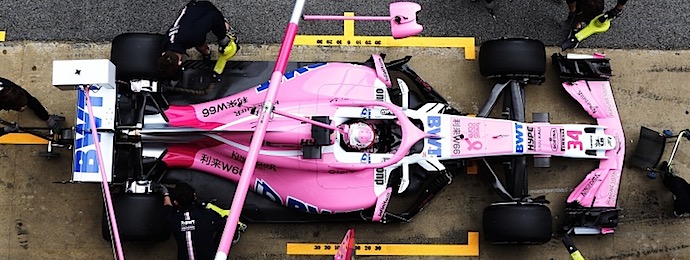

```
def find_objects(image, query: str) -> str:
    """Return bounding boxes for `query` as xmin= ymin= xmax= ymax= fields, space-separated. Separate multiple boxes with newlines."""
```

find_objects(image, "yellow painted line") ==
xmin=343 ymin=12 xmax=355 ymax=37
xmin=287 ymin=231 xmax=479 ymax=256
xmin=0 ymin=133 xmax=49 ymax=145
xmin=296 ymin=13 xmax=476 ymax=60
xmin=0 ymin=31 xmax=5 ymax=41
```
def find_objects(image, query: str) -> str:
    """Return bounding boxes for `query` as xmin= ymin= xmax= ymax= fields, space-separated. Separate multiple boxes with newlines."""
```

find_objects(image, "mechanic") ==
xmin=564 ymin=0 xmax=628 ymax=30
xmin=662 ymin=173 xmax=690 ymax=218
xmin=159 ymin=182 xmax=232 ymax=260
xmin=158 ymin=0 xmax=238 ymax=79
xmin=0 ymin=77 xmax=62 ymax=130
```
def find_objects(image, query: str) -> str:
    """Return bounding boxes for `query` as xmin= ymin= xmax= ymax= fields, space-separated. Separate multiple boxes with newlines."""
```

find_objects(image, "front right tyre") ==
xmin=483 ymin=202 xmax=553 ymax=245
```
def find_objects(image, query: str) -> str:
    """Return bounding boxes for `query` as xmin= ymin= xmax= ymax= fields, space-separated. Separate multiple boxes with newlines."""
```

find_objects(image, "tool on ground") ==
xmin=630 ymin=127 xmax=690 ymax=217
xmin=0 ymin=116 xmax=72 ymax=158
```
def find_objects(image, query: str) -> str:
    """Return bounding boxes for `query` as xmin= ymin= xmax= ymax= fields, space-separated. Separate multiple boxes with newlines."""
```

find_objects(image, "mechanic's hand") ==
xmin=566 ymin=11 xmax=576 ymax=23
xmin=560 ymin=11 xmax=576 ymax=28
xmin=605 ymin=7 xmax=622 ymax=19
xmin=218 ymin=32 xmax=238 ymax=54
xmin=153 ymin=182 xmax=169 ymax=196
xmin=218 ymin=36 xmax=231 ymax=49
xmin=3 ymin=122 xmax=19 ymax=133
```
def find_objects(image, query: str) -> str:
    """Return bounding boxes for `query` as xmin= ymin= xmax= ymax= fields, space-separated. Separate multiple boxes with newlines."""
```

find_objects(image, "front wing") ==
xmin=554 ymin=53 xmax=625 ymax=235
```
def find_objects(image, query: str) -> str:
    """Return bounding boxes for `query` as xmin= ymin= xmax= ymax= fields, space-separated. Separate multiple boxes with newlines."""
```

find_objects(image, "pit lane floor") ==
xmin=1 ymin=43 xmax=690 ymax=259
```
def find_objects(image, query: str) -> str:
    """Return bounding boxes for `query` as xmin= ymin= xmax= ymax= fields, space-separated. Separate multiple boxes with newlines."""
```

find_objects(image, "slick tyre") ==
xmin=479 ymin=38 xmax=546 ymax=80
xmin=102 ymin=193 xmax=170 ymax=242
xmin=483 ymin=203 xmax=552 ymax=245
xmin=110 ymin=33 xmax=166 ymax=81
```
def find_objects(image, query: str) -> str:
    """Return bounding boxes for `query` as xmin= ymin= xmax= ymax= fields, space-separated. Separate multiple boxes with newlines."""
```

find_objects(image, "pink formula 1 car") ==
xmin=80 ymin=34 xmax=624 ymax=245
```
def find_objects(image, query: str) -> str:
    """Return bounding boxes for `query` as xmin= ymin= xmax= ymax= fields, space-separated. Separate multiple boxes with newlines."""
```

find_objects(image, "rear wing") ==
xmin=53 ymin=59 xmax=116 ymax=182
xmin=73 ymin=89 xmax=116 ymax=182
xmin=52 ymin=59 xmax=124 ymax=259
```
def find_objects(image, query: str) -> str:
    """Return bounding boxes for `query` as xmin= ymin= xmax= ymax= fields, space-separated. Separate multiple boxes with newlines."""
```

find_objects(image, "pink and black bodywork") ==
xmin=103 ymin=36 xmax=624 ymax=245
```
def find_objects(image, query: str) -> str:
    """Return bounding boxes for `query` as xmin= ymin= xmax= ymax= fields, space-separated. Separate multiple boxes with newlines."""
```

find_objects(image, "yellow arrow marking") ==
xmin=295 ymin=12 xmax=476 ymax=60
xmin=287 ymin=231 xmax=479 ymax=256
xmin=0 ymin=133 xmax=49 ymax=145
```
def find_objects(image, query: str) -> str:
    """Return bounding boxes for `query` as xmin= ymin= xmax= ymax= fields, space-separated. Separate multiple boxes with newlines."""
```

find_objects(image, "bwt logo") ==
xmin=427 ymin=116 xmax=442 ymax=157
xmin=515 ymin=123 xmax=525 ymax=153
xmin=255 ymin=179 xmax=332 ymax=214
xmin=361 ymin=153 xmax=371 ymax=163
xmin=255 ymin=179 xmax=284 ymax=205
xmin=360 ymin=108 xmax=371 ymax=119
xmin=255 ymin=63 xmax=327 ymax=92
xmin=74 ymin=93 xmax=103 ymax=173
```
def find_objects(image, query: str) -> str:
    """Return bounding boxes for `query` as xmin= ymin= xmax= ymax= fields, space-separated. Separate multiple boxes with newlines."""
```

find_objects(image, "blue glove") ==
xmin=606 ymin=7 xmax=622 ymax=18
xmin=3 ymin=122 xmax=19 ymax=133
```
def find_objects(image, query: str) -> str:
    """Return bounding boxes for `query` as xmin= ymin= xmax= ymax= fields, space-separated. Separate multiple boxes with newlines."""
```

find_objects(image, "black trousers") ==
xmin=24 ymin=89 xmax=50 ymax=121
xmin=566 ymin=0 xmax=627 ymax=5
xmin=567 ymin=0 xmax=604 ymax=26
xmin=166 ymin=0 xmax=228 ymax=53
xmin=188 ymin=1 xmax=227 ymax=41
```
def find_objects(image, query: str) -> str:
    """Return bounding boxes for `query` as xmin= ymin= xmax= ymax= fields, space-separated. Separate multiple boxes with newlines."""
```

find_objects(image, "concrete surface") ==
xmin=1 ymin=0 xmax=688 ymax=50
xmin=1 ymin=42 xmax=690 ymax=260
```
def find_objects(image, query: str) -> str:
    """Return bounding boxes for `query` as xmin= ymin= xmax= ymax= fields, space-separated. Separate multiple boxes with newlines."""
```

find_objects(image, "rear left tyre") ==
xmin=110 ymin=33 xmax=166 ymax=81
xmin=102 ymin=193 xmax=170 ymax=242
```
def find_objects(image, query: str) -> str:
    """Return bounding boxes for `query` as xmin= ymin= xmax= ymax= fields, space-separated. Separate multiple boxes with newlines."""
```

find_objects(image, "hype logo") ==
xmin=255 ymin=63 xmax=327 ymax=92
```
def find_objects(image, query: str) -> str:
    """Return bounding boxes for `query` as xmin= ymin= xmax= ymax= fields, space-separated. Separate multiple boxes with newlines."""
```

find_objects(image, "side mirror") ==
xmin=303 ymin=2 xmax=423 ymax=39
xmin=389 ymin=2 xmax=423 ymax=39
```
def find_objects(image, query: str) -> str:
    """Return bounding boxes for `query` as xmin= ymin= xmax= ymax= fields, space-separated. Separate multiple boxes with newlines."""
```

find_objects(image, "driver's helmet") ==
xmin=342 ymin=122 xmax=376 ymax=150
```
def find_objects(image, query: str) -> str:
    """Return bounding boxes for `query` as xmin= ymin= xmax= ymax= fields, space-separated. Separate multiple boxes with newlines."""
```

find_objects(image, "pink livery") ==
xmin=140 ymin=55 xmax=624 ymax=228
